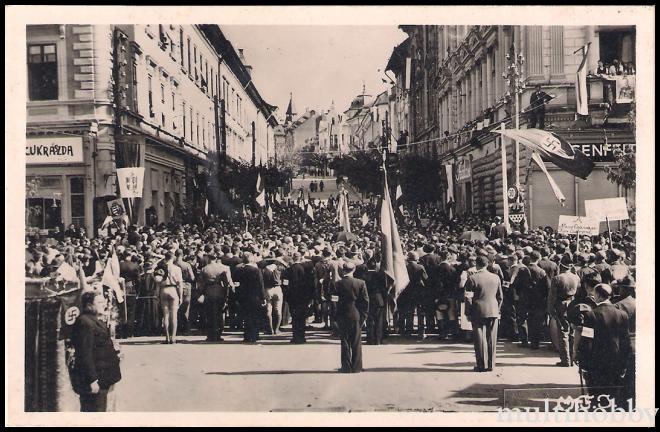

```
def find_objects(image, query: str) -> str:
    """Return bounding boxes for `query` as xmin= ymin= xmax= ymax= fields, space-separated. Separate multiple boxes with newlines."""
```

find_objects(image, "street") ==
xmin=110 ymin=326 xmax=582 ymax=412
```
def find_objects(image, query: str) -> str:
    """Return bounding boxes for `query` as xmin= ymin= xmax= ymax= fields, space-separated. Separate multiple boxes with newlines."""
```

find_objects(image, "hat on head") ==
xmin=560 ymin=254 xmax=573 ymax=269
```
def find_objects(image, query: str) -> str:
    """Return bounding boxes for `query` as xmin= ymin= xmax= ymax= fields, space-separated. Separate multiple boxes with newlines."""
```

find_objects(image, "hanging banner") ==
xmin=107 ymin=198 xmax=126 ymax=219
xmin=585 ymin=197 xmax=630 ymax=222
xmin=557 ymin=215 xmax=600 ymax=236
xmin=455 ymin=158 xmax=472 ymax=183
xmin=117 ymin=167 xmax=145 ymax=198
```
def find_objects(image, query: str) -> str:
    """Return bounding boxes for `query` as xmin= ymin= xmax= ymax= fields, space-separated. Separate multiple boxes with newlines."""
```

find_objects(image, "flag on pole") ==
xmin=306 ymin=204 xmax=315 ymax=221
xmin=100 ymin=215 xmax=113 ymax=231
xmin=531 ymin=151 xmax=566 ymax=206
xmin=361 ymin=212 xmax=369 ymax=227
xmin=275 ymin=192 xmax=282 ymax=204
xmin=266 ymin=205 xmax=273 ymax=223
xmin=101 ymin=250 xmax=124 ymax=303
xmin=380 ymin=172 xmax=410 ymax=300
xmin=204 ymin=199 xmax=209 ymax=216
xmin=576 ymin=42 xmax=591 ymax=116
xmin=494 ymin=128 xmax=594 ymax=179
xmin=337 ymin=188 xmax=351 ymax=232
xmin=255 ymin=173 xmax=266 ymax=207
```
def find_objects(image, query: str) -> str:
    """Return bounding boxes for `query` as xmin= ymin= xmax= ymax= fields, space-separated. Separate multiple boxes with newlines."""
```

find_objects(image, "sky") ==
xmin=221 ymin=25 xmax=407 ymax=121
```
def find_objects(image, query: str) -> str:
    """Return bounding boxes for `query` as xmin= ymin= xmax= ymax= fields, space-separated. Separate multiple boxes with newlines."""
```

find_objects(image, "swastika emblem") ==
xmin=65 ymin=306 xmax=80 ymax=325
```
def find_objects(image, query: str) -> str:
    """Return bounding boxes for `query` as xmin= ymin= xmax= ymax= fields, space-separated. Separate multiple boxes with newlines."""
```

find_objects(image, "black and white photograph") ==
xmin=5 ymin=5 xmax=655 ymax=427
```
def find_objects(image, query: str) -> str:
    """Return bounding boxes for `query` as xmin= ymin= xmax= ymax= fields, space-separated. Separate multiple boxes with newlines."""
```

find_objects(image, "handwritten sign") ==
xmin=26 ymin=136 xmax=84 ymax=164
xmin=584 ymin=197 xmax=630 ymax=222
xmin=557 ymin=215 xmax=600 ymax=236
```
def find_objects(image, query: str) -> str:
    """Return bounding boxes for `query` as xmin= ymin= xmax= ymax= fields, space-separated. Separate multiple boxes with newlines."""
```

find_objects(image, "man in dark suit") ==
xmin=464 ymin=255 xmax=503 ymax=372
xmin=335 ymin=261 xmax=369 ymax=373
xmin=118 ymin=254 xmax=140 ymax=339
xmin=528 ymin=84 xmax=553 ymax=129
xmin=509 ymin=252 xmax=531 ymax=345
xmin=364 ymin=259 xmax=388 ymax=345
xmin=235 ymin=253 xmax=267 ymax=343
xmin=406 ymin=252 xmax=429 ymax=338
xmin=524 ymin=251 xmax=551 ymax=349
xmin=437 ymin=249 xmax=459 ymax=339
xmin=538 ymin=247 xmax=558 ymax=280
xmin=579 ymin=283 xmax=632 ymax=408
xmin=490 ymin=217 xmax=508 ymax=240
xmin=199 ymin=253 xmax=234 ymax=342
xmin=613 ymin=276 xmax=635 ymax=406
xmin=548 ymin=254 xmax=580 ymax=366
xmin=71 ymin=291 xmax=122 ymax=412
xmin=283 ymin=252 xmax=314 ymax=343
xmin=420 ymin=244 xmax=442 ymax=337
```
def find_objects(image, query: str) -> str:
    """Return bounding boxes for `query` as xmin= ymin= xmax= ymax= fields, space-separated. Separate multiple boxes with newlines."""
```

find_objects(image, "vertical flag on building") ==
xmin=255 ymin=173 xmax=266 ymax=207
xmin=101 ymin=250 xmax=124 ymax=303
xmin=337 ymin=188 xmax=351 ymax=232
xmin=380 ymin=172 xmax=410 ymax=301
xmin=575 ymin=42 xmax=591 ymax=116
xmin=204 ymin=199 xmax=209 ymax=216
xmin=444 ymin=164 xmax=455 ymax=219
xmin=531 ymin=151 xmax=566 ymax=206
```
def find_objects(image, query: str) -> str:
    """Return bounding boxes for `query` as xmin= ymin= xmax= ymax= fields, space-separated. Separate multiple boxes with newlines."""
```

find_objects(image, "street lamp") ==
xmin=503 ymin=47 xmax=525 ymax=189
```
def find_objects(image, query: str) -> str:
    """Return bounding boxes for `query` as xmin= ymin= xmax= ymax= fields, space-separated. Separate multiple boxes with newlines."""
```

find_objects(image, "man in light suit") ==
xmin=465 ymin=255 xmax=503 ymax=372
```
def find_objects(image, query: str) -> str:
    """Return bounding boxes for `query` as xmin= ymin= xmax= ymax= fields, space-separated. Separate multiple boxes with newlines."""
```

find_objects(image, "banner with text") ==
xmin=558 ymin=215 xmax=600 ymax=236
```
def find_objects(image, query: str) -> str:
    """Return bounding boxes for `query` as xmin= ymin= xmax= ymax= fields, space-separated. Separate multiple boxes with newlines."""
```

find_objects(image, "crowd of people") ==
xmin=25 ymin=189 xmax=637 ymax=409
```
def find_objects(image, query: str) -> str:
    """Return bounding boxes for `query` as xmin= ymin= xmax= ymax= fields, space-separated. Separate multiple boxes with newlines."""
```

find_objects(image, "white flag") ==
xmin=531 ymin=151 xmax=566 ymax=206
xmin=576 ymin=43 xmax=591 ymax=116
xmin=101 ymin=250 xmax=124 ymax=303
xmin=117 ymin=167 xmax=145 ymax=198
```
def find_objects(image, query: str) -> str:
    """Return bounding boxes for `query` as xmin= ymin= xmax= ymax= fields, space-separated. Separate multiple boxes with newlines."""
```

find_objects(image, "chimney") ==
xmin=237 ymin=48 xmax=252 ymax=76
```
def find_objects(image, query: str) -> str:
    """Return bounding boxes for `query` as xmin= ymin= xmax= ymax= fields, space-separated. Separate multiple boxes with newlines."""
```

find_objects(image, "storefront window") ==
xmin=70 ymin=177 xmax=85 ymax=227
xmin=27 ymin=198 xmax=61 ymax=230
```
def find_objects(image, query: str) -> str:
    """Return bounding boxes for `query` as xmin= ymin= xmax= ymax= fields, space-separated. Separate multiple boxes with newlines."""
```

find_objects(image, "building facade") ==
xmin=26 ymin=24 xmax=277 ymax=235
xmin=387 ymin=25 xmax=636 ymax=230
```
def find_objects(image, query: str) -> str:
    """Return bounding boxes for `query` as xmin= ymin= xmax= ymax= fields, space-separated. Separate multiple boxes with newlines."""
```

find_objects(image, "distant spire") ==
xmin=362 ymin=81 xmax=366 ymax=96
xmin=286 ymin=92 xmax=296 ymax=123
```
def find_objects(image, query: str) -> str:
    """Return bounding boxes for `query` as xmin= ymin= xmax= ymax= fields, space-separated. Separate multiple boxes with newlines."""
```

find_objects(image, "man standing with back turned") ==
xmin=465 ymin=255 xmax=503 ymax=372
xmin=335 ymin=262 xmax=369 ymax=373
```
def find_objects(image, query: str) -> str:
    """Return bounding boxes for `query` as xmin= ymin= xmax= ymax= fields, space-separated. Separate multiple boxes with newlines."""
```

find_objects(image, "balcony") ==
xmin=586 ymin=74 xmax=635 ymax=126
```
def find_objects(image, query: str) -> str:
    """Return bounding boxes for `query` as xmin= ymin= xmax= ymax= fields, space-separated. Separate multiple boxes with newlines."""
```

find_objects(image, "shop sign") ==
xmin=571 ymin=143 xmax=635 ymax=163
xmin=26 ymin=136 xmax=84 ymax=164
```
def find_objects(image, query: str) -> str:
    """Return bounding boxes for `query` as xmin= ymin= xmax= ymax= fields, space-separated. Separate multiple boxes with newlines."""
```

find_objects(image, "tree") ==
xmin=605 ymin=101 xmax=636 ymax=190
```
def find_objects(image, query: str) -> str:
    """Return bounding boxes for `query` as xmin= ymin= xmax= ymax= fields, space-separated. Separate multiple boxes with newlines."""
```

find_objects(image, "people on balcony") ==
xmin=528 ymin=85 xmax=553 ymax=130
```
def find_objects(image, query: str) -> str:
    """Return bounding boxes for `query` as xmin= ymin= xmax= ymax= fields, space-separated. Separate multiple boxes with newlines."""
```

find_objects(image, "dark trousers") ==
xmin=290 ymin=305 xmax=308 ymax=342
xmin=417 ymin=302 xmax=436 ymax=337
xmin=338 ymin=317 xmax=363 ymax=373
xmin=500 ymin=294 xmax=518 ymax=339
xmin=366 ymin=305 xmax=385 ymax=345
xmin=205 ymin=296 xmax=226 ymax=341
xmin=529 ymin=109 xmax=546 ymax=129
xmin=79 ymin=389 xmax=108 ymax=412
xmin=471 ymin=317 xmax=499 ymax=370
xmin=516 ymin=306 xmax=545 ymax=346
xmin=118 ymin=294 xmax=137 ymax=338
xmin=584 ymin=369 xmax=627 ymax=409
xmin=241 ymin=304 xmax=261 ymax=342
